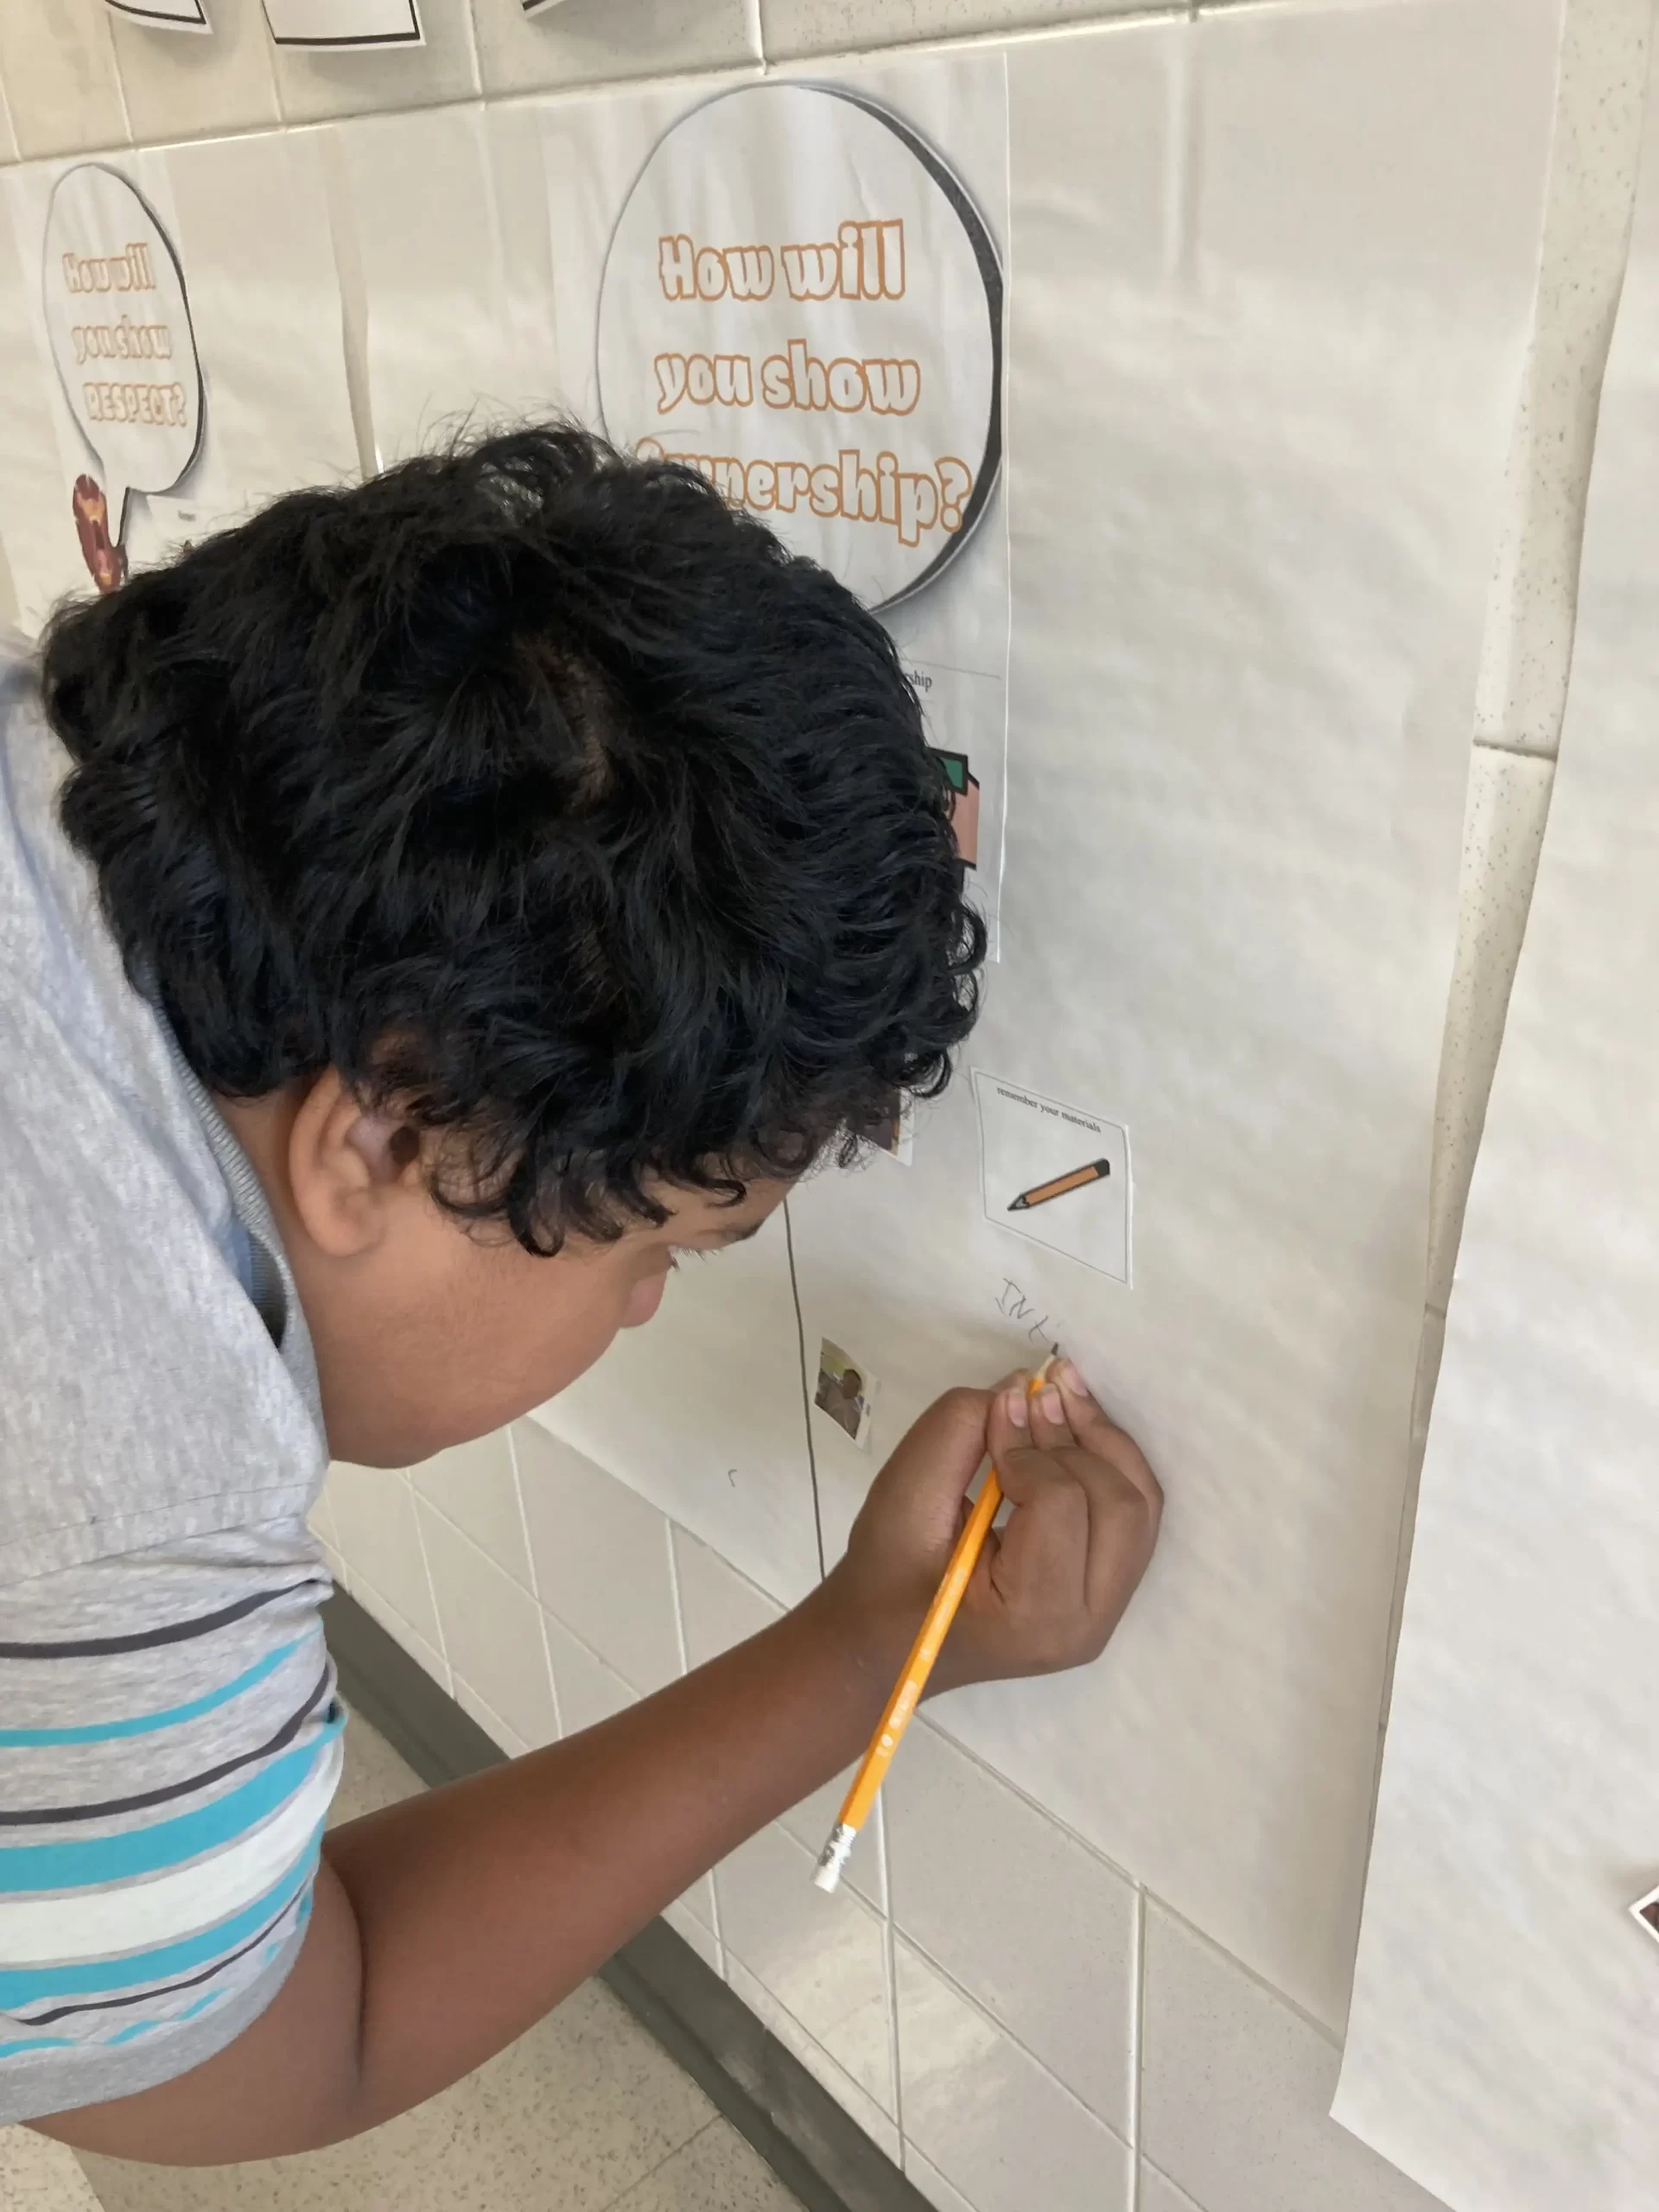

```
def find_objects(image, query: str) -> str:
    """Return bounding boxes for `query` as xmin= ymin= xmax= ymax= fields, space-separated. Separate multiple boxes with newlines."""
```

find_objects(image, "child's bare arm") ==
xmin=37 ymin=1370 xmax=1158 ymax=2168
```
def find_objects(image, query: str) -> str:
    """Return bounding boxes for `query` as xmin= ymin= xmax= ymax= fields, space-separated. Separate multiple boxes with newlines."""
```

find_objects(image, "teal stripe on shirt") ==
xmin=0 ymin=1637 xmax=309 ymax=1748
xmin=0 ymin=1986 xmax=227 ymax=2061
xmin=0 ymin=1836 xmax=320 ymax=2010
xmin=0 ymin=1716 xmax=341 ymax=1893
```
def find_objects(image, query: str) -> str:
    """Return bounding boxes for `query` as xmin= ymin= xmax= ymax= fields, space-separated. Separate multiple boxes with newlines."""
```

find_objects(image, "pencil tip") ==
xmin=1007 ymin=1197 xmax=1027 ymax=1211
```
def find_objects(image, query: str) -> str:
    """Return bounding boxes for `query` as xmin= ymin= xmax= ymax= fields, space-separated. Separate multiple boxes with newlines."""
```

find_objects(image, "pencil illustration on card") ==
xmin=1008 ymin=1156 xmax=1111 ymax=1212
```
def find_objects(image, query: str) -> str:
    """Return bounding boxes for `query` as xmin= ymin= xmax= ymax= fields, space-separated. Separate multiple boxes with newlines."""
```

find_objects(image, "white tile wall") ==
xmin=1139 ymin=2166 xmax=1207 ymax=2212
xmin=715 ymin=1822 xmax=895 ymax=2112
xmin=724 ymin=1954 xmax=902 ymax=2162
xmin=516 ymin=1419 xmax=683 ymax=1694
xmin=542 ymin=1607 xmax=634 ymax=1734
xmin=662 ymin=1892 xmax=722 ymax=1974
xmin=903 ymin=2146 xmax=977 ymax=2212
xmin=325 ymin=1461 xmax=446 ymax=1651
xmin=1141 ymin=1905 xmax=1449 ymax=2212
xmin=895 ymin=1941 xmax=1134 ymax=2212
xmin=409 ymin=1427 xmax=531 ymax=1586
xmin=672 ymin=1523 xmax=782 ymax=1657
xmin=105 ymin=0 xmax=280 ymax=140
xmin=760 ymin=0 xmax=1152 ymax=63
xmin=349 ymin=1575 xmax=451 ymax=1689
xmin=886 ymin=1720 xmax=1136 ymax=2134
xmin=0 ymin=60 xmax=20 ymax=162
xmin=270 ymin=1 xmax=479 ymax=121
xmin=453 ymin=1671 xmax=532 ymax=1758
xmin=671 ymin=1526 xmax=887 ymax=1906
xmin=0 ymin=0 xmax=128 ymax=158
xmin=473 ymin=0 xmax=758 ymax=98
xmin=416 ymin=1501 xmax=561 ymax=1749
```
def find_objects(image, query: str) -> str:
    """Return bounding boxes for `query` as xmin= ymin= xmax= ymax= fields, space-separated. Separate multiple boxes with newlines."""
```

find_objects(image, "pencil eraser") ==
xmin=813 ymin=1822 xmax=856 ymax=1893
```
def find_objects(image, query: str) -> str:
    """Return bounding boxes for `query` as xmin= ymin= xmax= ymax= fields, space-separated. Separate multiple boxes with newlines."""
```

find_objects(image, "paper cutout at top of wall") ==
xmin=1334 ymin=34 xmax=1659 ymax=2210
xmin=105 ymin=0 xmax=210 ymax=30
xmin=262 ymin=0 xmax=422 ymax=48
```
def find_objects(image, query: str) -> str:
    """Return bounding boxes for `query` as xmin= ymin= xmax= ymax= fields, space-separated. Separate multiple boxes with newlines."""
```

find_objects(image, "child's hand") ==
xmin=825 ymin=1362 xmax=1161 ymax=1694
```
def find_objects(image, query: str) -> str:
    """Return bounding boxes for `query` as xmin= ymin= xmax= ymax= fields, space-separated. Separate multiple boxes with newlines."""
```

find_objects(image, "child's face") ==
xmin=217 ymin=1071 xmax=791 ymax=1469
xmin=314 ymin=1170 xmax=792 ymax=1470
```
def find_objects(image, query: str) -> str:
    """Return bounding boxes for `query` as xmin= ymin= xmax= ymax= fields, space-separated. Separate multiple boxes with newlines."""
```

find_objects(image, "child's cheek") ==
xmin=620 ymin=1269 xmax=669 ymax=1330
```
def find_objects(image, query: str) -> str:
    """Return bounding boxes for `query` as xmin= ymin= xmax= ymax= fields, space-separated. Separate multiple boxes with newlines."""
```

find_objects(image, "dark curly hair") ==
xmin=40 ymin=423 xmax=984 ymax=1253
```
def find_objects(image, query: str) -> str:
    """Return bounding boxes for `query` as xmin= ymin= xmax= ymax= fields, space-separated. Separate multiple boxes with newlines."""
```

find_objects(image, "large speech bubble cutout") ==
xmin=596 ymin=84 xmax=1001 ymax=613
xmin=41 ymin=163 xmax=203 ymax=546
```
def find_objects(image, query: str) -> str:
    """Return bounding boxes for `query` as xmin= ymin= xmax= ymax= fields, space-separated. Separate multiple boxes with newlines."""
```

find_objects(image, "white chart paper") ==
xmin=328 ymin=102 xmax=560 ymax=468
xmin=1335 ymin=42 xmax=1659 ymax=2211
xmin=779 ymin=0 xmax=1561 ymax=2026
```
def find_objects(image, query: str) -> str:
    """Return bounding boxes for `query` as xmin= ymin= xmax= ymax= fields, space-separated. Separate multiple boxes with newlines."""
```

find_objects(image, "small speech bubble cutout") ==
xmin=596 ymin=85 xmax=1001 ymax=613
xmin=41 ymin=164 xmax=203 ymax=549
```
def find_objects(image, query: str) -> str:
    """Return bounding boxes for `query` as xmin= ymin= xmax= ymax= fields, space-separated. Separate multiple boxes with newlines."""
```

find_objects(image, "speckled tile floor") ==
xmin=2 ymin=1712 xmax=800 ymax=2212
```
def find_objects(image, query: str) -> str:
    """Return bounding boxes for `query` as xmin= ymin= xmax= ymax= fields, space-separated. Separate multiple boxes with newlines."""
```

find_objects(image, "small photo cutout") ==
xmin=813 ymin=1338 xmax=877 ymax=1450
xmin=931 ymin=747 xmax=980 ymax=868
xmin=860 ymin=1086 xmax=914 ymax=1166
xmin=1629 ymin=1882 xmax=1659 ymax=1948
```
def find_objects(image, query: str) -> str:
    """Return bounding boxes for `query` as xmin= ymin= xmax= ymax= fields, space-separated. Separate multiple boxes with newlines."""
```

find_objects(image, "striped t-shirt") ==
xmin=1 ymin=642 xmax=339 ymax=2123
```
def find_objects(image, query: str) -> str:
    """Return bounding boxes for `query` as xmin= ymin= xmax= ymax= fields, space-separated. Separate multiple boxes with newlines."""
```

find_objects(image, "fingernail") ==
xmin=1039 ymin=1385 xmax=1064 ymax=1421
xmin=1006 ymin=1385 xmax=1029 ymax=1429
xmin=1061 ymin=1360 xmax=1091 ymax=1397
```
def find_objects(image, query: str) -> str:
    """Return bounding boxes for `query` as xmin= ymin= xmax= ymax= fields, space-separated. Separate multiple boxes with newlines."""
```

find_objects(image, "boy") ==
xmin=0 ymin=425 xmax=1160 ymax=2164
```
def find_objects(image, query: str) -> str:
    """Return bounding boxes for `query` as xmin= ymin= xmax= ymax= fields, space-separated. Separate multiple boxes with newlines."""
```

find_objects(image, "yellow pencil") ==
xmin=813 ymin=1351 xmax=1059 ymax=1893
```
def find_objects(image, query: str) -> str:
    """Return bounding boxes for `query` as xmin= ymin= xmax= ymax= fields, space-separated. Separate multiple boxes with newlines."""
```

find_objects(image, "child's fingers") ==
xmin=1026 ymin=1377 xmax=1075 ymax=1453
xmin=985 ymin=1381 xmax=1033 ymax=1468
xmin=1055 ymin=1362 xmax=1162 ymax=1514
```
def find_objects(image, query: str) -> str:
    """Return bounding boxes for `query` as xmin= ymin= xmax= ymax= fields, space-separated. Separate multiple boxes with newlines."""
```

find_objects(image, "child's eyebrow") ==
xmin=710 ymin=1220 xmax=765 ymax=1245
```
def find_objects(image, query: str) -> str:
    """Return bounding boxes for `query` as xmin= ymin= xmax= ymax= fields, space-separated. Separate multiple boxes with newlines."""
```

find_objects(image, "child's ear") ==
xmin=285 ymin=1071 xmax=424 ymax=1259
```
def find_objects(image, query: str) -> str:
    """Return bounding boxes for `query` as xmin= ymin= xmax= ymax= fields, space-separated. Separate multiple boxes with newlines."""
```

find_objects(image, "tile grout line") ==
xmin=506 ymin=1424 xmax=567 ymax=1739
xmin=724 ymin=1951 xmax=899 ymax=2147
xmin=783 ymin=1195 xmax=828 ymax=1580
xmin=1141 ymin=1891 xmax=1345 ymax=2050
xmin=404 ymin=1470 xmax=454 ymax=1688
xmin=343 ymin=1569 xmax=444 ymax=1683
xmin=893 ymin=1924 xmax=1133 ymax=2152
xmin=101 ymin=1 xmax=137 ymax=150
xmin=919 ymin=1712 xmax=1139 ymax=1890
xmin=49 ymin=5 xmax=1214 ymax=173
xmin=743 ymin=0 xmax=766 ymax=70
xmin=877 ymin=1810 xmax=907 ymax=2165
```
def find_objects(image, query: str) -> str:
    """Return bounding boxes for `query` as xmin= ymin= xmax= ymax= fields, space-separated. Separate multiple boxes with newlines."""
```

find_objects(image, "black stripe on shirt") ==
xmin=0 ymin=1581 xmax=323 ymax=1662
xmin=17 ymin=1895 xmax=305 ymax=2026
xmin=0 ymin=1671 xmax=336 ymax=1827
